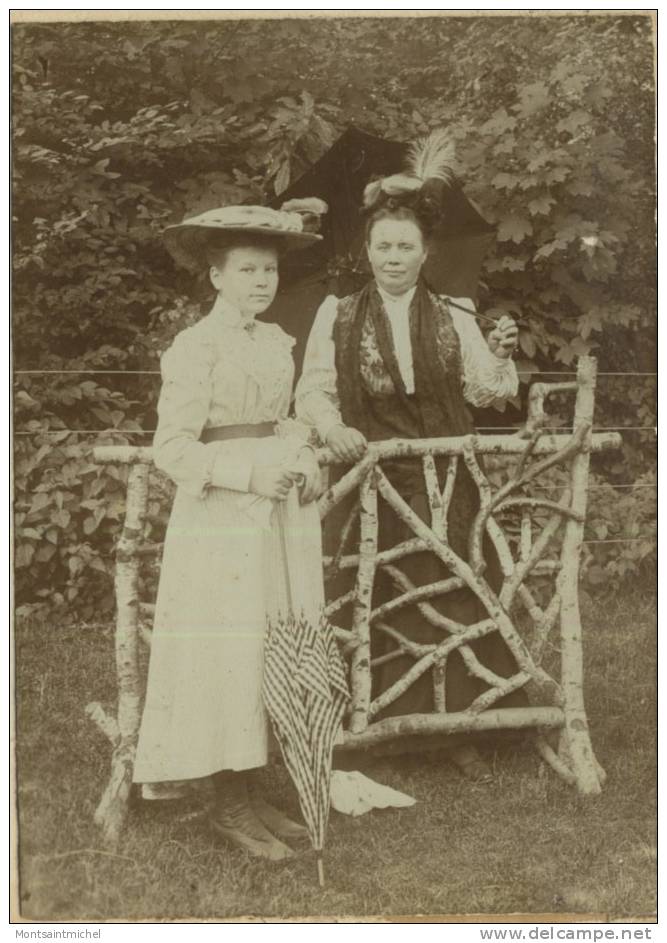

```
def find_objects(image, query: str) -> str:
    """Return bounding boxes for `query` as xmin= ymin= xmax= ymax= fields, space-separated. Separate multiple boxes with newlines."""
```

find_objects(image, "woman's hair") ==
xmin=204 ymin=232 xmax=282 ymax=269
xmin=364 ymin=203 xmax=430 ymax=246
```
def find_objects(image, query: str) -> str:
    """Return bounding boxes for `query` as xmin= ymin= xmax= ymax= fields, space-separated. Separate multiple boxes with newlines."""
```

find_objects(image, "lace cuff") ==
xmin=449 ymin=303 xmax=519 ymax=408
xmin=463 ymin=356 xmax=518 ymax=408
xmin=276 ymin=417 xmax=317 ymax=445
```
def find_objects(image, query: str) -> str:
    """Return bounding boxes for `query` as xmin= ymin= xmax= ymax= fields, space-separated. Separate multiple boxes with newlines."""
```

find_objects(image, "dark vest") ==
xmin=332 ymin=281 xmax=474 ymax=448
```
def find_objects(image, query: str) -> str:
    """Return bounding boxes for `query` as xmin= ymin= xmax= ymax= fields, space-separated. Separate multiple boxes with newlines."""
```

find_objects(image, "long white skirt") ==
xmin=133 ymin=479 xmax=324 ymax=784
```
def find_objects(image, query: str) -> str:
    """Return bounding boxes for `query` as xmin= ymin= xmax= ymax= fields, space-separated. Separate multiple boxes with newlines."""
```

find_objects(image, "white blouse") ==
xmin=294 ymin=289 xmax=519 ymax=442
xmin=153 ymin=294 xmax=310 ymax=500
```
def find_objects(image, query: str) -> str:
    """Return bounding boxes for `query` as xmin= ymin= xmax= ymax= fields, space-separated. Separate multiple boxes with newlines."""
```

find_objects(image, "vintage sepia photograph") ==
xmin=12 ymin=10 xmax=656 ymax=924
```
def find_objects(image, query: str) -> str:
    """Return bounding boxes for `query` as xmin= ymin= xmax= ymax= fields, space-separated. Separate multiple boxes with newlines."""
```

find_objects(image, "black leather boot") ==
xmin=247 ymin=778 xmax=309 ymax=842
xmin=448 ymin=744 xmax=493 ymax=782
xmin=209 ymin=771 xmax=295 ymax=861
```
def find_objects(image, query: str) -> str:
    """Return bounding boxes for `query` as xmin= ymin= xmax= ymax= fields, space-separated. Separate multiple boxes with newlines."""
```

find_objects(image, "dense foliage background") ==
xmin=13 ymin=14 xmax=656 ymax=617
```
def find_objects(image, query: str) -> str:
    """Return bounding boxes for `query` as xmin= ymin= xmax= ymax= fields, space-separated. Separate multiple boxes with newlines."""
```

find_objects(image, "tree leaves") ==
xmin=52 ymin=509 xmax=71 ymax=529
xmin=11 ymin=15 xmax=656 ymax=607
xmin=577 ymin=308 xmax=605 ymax=340
xmin=497 ymin=215 xmax=533 ymax=244
xmin=543 ymin=165 xmax=571 ymax=185
xmin=491 ymin=172 xmax=520 ymax=191
xmin=484 ymin=255 xmax=528 ymax=273
xmin=16 ymin=544 xmax=35 ymax=569
xmin=274 ymin=159 xmax=291 ymax=195
xmin=518 ymin=330 xmax=537 ymax=358
xmin=555 ymin=108 xmax=592 ymax=136
xmin=514 ymin=81 xmax=550 ymax=117
xmin=553 ymin=335 xmax=594 ymax=365
xmin=480 ymin=108 xmax=517 ymax=136
xmin=527 ymin=193 xmax=556 ymax=216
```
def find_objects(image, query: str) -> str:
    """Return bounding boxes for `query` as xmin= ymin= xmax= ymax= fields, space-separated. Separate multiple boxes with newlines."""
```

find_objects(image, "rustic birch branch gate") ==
xmin=87 ymin=356 xmax=621 ymax=845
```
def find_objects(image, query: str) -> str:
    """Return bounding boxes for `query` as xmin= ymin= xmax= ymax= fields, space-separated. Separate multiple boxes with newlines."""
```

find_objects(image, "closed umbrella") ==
xmin=263 ymin=526 xmax=350 ymax=886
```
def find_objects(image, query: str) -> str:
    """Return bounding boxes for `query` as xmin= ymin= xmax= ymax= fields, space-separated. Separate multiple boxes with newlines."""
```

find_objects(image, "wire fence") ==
xmin=13 ymin=370 xmax=659 ymax=377
xmin=14 ymin=369 xmax=656 ymax=546
xmin=14 ymin=426 xmax=659 ymax=436
xmin=14 ymin=368 xmax=657 ymax=435
xmin=14 ymin=369 xmax=657 ymax=435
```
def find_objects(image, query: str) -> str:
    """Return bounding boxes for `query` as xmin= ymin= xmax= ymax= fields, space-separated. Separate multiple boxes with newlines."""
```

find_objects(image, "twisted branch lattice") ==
xmin=87 ymin=356 xmax=620 ymax=845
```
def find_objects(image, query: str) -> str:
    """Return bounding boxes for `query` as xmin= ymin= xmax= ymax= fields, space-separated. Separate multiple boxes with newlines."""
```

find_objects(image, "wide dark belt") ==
xmin=200 ymin=421 xmax=277 ymax=443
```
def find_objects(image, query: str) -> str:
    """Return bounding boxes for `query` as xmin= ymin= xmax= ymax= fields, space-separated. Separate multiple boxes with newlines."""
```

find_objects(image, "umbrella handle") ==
xmin=277 ymin=510 xmax=295 ymax=616
xmin=447 ymin=297 xmax=525 ymax=326
xmin=317 ymin=855 xmax=325 ymax=888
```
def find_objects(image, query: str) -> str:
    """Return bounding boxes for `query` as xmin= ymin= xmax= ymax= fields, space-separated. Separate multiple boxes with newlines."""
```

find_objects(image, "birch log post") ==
xmin=535 ymin=735 xmax=577 ymax=786
xmin=92 ymin=462 xmax=149 ymax=845
xmin=432 ymin=658 xmax=446 ymax=713
xmin=342 ymin=707 xmax=564 ymax=749
xmin=439 ymin=455 xmax=458 ymax=543
xmin=323 ymin=537 xmax=426 ymax=572
xmin=375 ymin=467 xmax=545 ymax=686
xmin=557 ymin=356 xmax=604 ymax=795
xmin=486 ymin=517 xmax=552 ymax=637
xmin=348 ymin=470 xmax=378 ymax=733
xmin=378 ymin=564 xmax=510 ymax=690
xmin=94 ymin=432 xmax=622 ymax=472
xmin=369 ymin=619 xmax=498 ymax=717
xmin=327 ymin=497 xmax=360 ymax=578
xmin=520 ymin=511 xmax=532 ymax=563
xmin=524 ymin=382 xmax=578 ymax=436
xmin=422 ymin=453 xmax=445 ymax=540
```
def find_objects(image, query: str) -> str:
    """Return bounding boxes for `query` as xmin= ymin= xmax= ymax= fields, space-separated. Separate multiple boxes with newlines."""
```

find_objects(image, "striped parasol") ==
xmin=263 ymin=529 xmax=349 ymax=886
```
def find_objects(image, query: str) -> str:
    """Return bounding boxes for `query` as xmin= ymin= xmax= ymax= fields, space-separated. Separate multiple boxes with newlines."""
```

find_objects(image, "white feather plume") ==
xmin=406 ymin=128 xmax=456 ymax=184
xmin=362 ymin=179 xmax=384 ymax=209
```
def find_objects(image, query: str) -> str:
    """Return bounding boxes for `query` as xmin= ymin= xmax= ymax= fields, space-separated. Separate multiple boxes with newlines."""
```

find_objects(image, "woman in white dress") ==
xmin=133 ymin=203 xmax=328 ymax=860
xmin=295 ymin=138 xmax=523 ymax=779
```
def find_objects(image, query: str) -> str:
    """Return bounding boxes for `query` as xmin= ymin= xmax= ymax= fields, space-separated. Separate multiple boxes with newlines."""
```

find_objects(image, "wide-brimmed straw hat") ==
xmin=164 ymin=200 xmax=327 ymax=272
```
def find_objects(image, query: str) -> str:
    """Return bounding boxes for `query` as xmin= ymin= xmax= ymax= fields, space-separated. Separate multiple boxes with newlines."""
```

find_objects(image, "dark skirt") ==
xmin=325 ymin=456 xmax=526 ymax=721
xmin=371 ymin=488 xmax=524 ymax=719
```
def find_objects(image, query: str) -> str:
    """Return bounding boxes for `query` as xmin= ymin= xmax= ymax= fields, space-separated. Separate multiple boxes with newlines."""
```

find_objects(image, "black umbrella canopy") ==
xmin=264 ymin=126 xmax=495 ymax=373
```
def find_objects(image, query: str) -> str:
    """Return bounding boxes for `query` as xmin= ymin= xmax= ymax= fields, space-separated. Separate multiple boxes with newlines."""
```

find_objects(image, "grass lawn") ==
xmin=15 ymin=585 xmax=656 ymax=922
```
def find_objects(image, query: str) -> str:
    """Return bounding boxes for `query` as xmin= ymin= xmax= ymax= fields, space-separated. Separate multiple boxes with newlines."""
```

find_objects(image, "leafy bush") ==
xmin=13 ymin=303 xmax=201 ymax=619
xmin=14 ymin=368 xmax=148 ymax=616
xmin=584 ymin=468 xmax=657 ymax=588
xmin=12 ymin=15 xmax=655 ymax=613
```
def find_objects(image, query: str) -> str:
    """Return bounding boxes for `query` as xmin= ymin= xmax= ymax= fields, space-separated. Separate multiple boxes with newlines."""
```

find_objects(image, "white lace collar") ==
xmin=210 ymin=294 xmax=257 ymax=330
xmin=376 ymin=283 xmax=417 ymax=313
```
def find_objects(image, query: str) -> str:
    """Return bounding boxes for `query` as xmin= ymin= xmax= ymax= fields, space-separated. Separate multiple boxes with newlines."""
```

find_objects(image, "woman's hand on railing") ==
xmin=325 ymin=424 xmax=368 ymax=464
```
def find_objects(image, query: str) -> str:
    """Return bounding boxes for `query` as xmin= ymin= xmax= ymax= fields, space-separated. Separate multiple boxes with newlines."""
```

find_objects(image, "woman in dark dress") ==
xmin=295 ymin=137 xmax=523 ymax=778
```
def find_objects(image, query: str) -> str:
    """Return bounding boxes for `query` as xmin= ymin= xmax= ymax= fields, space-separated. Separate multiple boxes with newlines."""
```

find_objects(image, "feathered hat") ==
xmin=361 ymin=128 xmax=458 ymax=232
xmin=164 ymin=199 xmax=328 ymax=272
